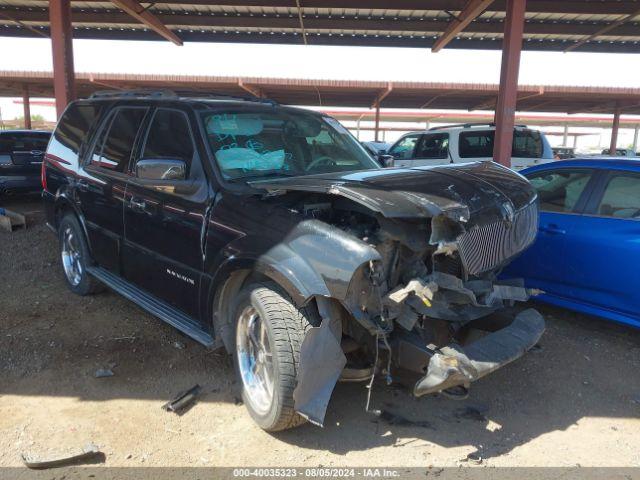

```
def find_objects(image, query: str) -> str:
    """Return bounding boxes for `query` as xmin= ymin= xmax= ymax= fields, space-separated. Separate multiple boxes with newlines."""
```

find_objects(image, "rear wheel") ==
xmin=58 ymin=213 xmax=101 ymax=296
xmin=232 ymin=282 xmax=317 ymax=431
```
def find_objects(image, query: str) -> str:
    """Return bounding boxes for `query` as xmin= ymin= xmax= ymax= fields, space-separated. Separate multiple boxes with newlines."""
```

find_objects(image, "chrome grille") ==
xmin=457 ymin=202 xmax=538 ymax=276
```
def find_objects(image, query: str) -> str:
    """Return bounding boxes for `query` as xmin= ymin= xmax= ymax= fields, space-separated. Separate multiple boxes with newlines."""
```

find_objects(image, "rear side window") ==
xmin=92 ymin=107 xmax=147 ymax=173
xmin=598 ymin=174 xmax=640 ymax=219
xmin=459 ymin=130 xmax=493 ymax=158
xmin=415 ymin=133 xmax=449 ymax=159
xmin=388 ymin=134 xmax=419 ymax=160
xmin=459 ymin=129 xmax=544 ymax=159
xmin=527 ymin=169 xmax=593 ymax=213
xmin=142 ymin=109 xmax=195 ymax=168
xmin=47 ymin=104 xmax=100 ymax=164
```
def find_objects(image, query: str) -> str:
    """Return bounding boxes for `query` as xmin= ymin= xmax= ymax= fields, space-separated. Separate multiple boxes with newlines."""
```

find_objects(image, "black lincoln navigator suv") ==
xmin=43 ymin=91 xmax=544 ymax=431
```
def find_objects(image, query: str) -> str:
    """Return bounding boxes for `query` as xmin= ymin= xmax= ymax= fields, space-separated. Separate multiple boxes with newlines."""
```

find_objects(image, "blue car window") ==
xmin=598 ymin=174 xmax=640 ymax=219
xmin=527 ymin=169 xmax=593 ymax=213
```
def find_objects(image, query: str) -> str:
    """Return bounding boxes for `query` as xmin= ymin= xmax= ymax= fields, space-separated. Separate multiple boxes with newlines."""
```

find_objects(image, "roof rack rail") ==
xmin=89 ymin=88 xmax=278 ymax=106
xmin=427 ymin=122 xmax=528 ymax=131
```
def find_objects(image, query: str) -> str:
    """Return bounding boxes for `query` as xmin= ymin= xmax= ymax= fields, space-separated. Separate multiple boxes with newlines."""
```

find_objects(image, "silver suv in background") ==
xmin=384 ymin=123 xmax=554 ymax=171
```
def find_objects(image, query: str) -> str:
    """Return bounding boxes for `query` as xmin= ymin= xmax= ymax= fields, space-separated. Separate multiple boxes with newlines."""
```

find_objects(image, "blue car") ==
xmin=504 ymin=158 xmax=640 ymax=328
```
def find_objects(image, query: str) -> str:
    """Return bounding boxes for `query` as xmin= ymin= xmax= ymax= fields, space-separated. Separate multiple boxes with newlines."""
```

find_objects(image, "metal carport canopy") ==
xmin=1 ymin=1 xmax=640 ymax=53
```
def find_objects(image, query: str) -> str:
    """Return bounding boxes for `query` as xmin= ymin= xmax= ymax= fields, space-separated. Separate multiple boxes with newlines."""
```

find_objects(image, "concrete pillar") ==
xmin=573 ymin=134 xmax=578 ymax=149
xmin=633 ymin=125 xmax=639 ymax=153
xmin=562 ymin=123 xmax=569 ymax=146
xmin=609 ymin=106 xmax=621 ymax=155
xmin=49 ymin=0 xmax=76 ymax=118
xmin=493 ymin=0 xmax=526 ymax=168
xmin=22 ymin=84 xmax=31 ymax=130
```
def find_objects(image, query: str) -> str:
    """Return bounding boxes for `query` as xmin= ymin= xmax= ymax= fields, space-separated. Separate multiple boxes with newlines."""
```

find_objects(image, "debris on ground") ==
xmin=0 ymin=208 xmax=26 ymax=232
xmin=94 ymin=368 xmax=114 ymax=378
xmin=172 ymin=341 xmax=186 ymax=350
xmin=21 ymin=443 xmax=104 ymax=469
xmin=376 ymin=409 xmax=433 ymax=429
xmin=463 ymin=452 xmax=483 ymax=465
xmin=162 ymin=384 xmax=201 ymax=414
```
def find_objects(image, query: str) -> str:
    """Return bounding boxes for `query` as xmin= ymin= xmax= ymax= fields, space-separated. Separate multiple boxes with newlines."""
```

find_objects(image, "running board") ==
xmin=87 ymin=266 xmax=215 ymax=348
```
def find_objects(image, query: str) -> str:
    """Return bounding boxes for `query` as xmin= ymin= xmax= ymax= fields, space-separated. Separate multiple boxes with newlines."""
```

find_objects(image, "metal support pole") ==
xmin=374 ymin=103 xmax=381 ymax=142
xmin=49 ymin=0 xmax=76 ymax=118
xmin=356 ymin=119 xmax=361 ymax=140
xmin=633 ymin=125 xmax=639 ymax=153
xmin=573 ymin=134 xmax=578 ymax=149
xmin=493 ymin=0 xmax=526 ymax=168
xmin=22 ymin=84 xmax=31 ymax=130
xmin=562 ymin=123 xmax=569 ymax=146
xmin=609 ymin=106 xmax=621 ymax=155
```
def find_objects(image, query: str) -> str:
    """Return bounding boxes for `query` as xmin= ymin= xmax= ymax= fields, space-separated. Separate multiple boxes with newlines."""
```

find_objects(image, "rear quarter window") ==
xmin=47 ymin=103 xmax=101 ymax=164
xmin=512 ymin=130 xmax=543 ymax=158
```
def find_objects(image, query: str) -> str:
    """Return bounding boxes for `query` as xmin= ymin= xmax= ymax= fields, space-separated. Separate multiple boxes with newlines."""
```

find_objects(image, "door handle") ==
xmin=539 ymin=224 xmax=566 ymax=235
xmin=129 ymin=197 xmax=147 ymax=211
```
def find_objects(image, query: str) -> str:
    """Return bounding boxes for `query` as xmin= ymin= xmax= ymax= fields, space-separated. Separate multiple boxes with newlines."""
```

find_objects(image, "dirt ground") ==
xmin=1 ymin=196 xmax=640 ymax=475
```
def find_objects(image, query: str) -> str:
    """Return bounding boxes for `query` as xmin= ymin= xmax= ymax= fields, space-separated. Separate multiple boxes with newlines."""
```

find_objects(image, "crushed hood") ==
xmin=250 ymin=161 xmax=537 ymax=223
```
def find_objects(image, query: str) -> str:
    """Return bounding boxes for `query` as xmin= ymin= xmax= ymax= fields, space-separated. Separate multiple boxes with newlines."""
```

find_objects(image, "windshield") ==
xmin=202 ymin=109 xmax=379 ymax=181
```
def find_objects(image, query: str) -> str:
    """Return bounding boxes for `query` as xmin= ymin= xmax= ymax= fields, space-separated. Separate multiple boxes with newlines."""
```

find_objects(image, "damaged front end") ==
xmin=253 ymin=163 xmax=545 ymax=426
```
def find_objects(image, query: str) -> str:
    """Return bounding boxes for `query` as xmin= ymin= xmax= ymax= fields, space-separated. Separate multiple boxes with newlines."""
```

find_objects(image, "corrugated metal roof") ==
xmin=2 ymin=70 xmax=640 ymax=115
xmin=0 ymin=0 xmax=639 ymax=52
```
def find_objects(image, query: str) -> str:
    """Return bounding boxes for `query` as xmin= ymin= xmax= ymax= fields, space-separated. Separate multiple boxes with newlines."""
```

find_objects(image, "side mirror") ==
xmin=136 ymin=158 xmax=186 ymax=181
xmin=378 ymin=154 xmax=395 ymax=168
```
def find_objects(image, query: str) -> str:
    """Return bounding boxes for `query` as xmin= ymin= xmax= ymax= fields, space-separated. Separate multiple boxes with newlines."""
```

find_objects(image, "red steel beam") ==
xmin=565 ymin=8 xmax=640 ymax=52
xmin=493 ymin=0 xmax=526 ymax=168
xmin=432 ymin=0 xmax=495 ymax=52
xmin=238 ymin=79 xmax=263 ymax=98
xmin=22 ymin=84 xmax=31 ymax=129
xmin=609 ymin=105 xmax=621 ymax=154
xmin=49 ymin=0 xmax=76 ymax=118
xmin=110 ymin=0 xmax=183 ymax=45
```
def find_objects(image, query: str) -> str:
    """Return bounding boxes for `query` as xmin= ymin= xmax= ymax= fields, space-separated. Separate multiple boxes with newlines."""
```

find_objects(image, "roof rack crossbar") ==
xmin=427 ymin=122 xmax=528 ymax=131
xmin=88 ymin=88 xmax=278 ymax=106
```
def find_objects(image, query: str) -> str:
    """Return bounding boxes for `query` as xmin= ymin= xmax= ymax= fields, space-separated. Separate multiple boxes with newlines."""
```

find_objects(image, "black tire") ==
xmin=232 ymin=282 xmax=319 ymax=432
xmin=58 ymin=213 xmax=102 ymax=296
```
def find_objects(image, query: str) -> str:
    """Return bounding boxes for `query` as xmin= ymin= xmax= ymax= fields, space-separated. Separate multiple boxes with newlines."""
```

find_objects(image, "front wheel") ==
xmin=232 ymin=282 xmax=317 ymax=432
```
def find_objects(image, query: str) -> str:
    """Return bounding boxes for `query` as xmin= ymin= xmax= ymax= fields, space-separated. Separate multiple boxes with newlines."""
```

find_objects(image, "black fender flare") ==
xmin=52 ymin=189 xmax=92 ymax=254
xmin=206 ymin=220 xmax=382 ymax=350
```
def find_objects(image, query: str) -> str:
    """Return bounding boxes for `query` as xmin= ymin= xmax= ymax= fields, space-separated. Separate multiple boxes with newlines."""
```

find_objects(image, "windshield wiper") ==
xmin=231 ymin=170 xmax=301 ymax=183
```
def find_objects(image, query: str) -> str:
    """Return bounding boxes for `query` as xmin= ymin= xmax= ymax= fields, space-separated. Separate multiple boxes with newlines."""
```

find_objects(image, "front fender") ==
xmin=255 ymin=219 xmax=381 ymax=306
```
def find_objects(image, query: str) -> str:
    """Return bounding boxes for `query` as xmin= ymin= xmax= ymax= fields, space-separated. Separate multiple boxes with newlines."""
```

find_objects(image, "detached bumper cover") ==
xmin=414 ymin=308 xmax=545 ymax=397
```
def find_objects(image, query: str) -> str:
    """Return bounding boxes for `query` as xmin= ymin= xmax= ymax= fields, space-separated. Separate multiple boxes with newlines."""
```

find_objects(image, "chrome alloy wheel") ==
xmin=61 ymin=227 xmax=83 ymax=286
xmin=236 ymin=306 xmax=275 ymax=415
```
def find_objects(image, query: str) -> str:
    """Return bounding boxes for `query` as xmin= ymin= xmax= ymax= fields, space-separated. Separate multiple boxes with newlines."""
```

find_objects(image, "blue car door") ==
xmin=506 ymin=168 xmax=596 ymax=296
xmin=559 ymin=170 xmax=640 ymax=325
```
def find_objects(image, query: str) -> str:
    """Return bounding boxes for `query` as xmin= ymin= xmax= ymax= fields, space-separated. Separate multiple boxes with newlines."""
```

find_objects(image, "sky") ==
xmin=2 ymin=37 xmax=640 ymax=85
xmin=1 ymin=37 xmax=639 ymax=149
